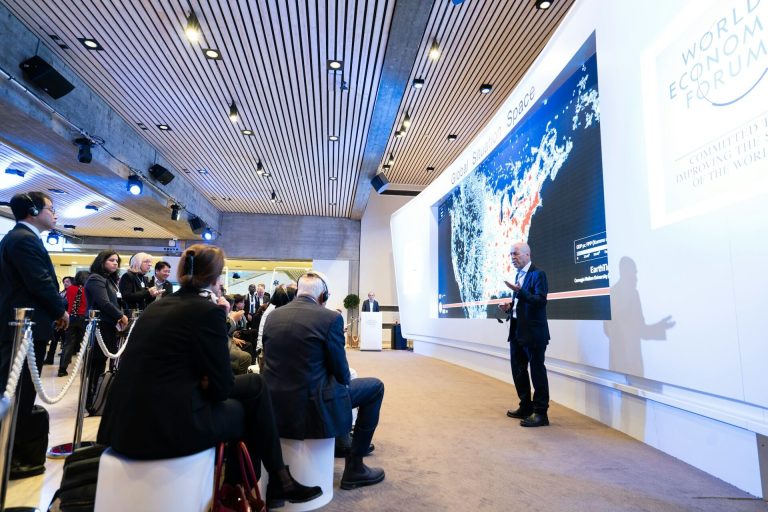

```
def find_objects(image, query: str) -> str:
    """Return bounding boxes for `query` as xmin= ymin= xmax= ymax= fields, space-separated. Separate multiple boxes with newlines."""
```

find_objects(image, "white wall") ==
xmin=360 ymin=192 xmax=412 ymax=339
xmin=392 ymin=0 xmax=768 ymax=496
xmin=312 ymin=259 xmax=350 ymax=323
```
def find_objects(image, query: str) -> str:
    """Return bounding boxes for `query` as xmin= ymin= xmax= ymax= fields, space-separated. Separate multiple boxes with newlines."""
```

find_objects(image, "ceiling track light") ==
xmin=429 ymin=39 xmax=441 ymax=60
xmin=202 ymin=227 xmax=214 ymax=241
xmin=387 ymin=152 xmax=395 ymax=165
xmin=479 ymin=83 xmax=493 ymax=94
xmin=412 ymin=78 xmax=425 ymax=89
xmin=171 ymin=204 xmax=181 ymax=221
xmin=270 ymin=190 xmax=277 ymax=203
xmin=185 ymin=11 xmax=202 ymax=42
xmin=402 ymin=112 xmax=411 ymax=130
xmin=74 ymin=137 xmax=94 ymax=163
xmin=229 ymin=101 xmax=239 ymax=123
xmin=127 ymin=174 xmax=143 ymax=195
xmin=46 ymin=230 xmax=61 ymax=245
xmin=256 ymin=161 xmax=265 ymax=175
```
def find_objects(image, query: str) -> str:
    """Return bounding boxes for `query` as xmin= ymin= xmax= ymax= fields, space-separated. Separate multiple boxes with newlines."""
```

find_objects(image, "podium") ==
xmin=359 ymin=312 xmax=382 ymax=351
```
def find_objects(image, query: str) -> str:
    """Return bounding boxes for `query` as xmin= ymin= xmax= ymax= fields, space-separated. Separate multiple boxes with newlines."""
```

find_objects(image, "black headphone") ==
xmin=21 ymin=193 xmax=40 ymax=217
xmin=299 ymin=272 xmax=329 ymax=303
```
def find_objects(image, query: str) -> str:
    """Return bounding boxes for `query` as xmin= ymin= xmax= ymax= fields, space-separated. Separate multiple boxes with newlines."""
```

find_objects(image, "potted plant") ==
xmin=343 ymin=293 xmax=361 ymax=347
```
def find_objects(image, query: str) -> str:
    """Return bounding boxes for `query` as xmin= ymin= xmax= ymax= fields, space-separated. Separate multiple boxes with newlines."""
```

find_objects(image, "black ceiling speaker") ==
xmin=19 ymin=56 xmax=75 ymax=99
xmin=188 ymin=215 xmax=205 ymax=234
xmin=371 ymin=172 xmax=390 ymax=194
xmin=149 ymin=164 xmax=175 ymax=185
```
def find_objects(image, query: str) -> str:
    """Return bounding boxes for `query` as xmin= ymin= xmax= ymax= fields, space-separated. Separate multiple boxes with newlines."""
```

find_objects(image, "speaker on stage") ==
xmin=149 ymin=164 xmax=175 ymax=185
xmin=371 ymin=172 xmax=390 ymax=194
xmin=19 ymin=56 xmax=75 ymax=99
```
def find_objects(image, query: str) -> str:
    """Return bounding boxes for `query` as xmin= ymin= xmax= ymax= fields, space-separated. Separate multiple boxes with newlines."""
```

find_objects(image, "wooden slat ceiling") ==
xmin=0 ymin=0 xmax=573 ymax=220
xmin=0 ymin=141 xmax=177 ymax=239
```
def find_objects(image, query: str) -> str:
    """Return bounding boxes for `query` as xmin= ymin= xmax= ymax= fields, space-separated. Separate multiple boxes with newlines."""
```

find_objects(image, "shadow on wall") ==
xmin=604 ymin=256 xmax=676 ymax=378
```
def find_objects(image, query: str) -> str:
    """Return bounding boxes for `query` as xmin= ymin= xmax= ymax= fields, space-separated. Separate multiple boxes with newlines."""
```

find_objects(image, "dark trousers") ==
xmin=45 ymin=328 xmax=65 ymax=363
xmin=87 ymin=326 xmax=117 ymax=408
xmin=509 ymin=340 xmax=549 ymax=414
xmin=348 ymin=377 xmax=385 ymax=457
xmin=14 ymin=338 xmax=47 ymax=460
xmin=59 ymin=318 xmax=85 ymax=373
xmin=211 ymin=373 xmax=284 ymax=483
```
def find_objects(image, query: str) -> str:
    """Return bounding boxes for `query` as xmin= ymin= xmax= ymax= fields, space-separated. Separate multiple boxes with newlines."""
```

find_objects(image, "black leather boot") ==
xmin=266 ymin=465 xmax=322 ymax=509
xmin=340 ymin=455 xmax=385 ymax=490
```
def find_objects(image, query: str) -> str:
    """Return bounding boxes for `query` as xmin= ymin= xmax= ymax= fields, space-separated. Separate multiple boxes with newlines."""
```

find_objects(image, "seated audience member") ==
xmin=97 ymin=245 xmax=322 ymax=508
xmin=227 ymin=308 xmax=252 ymax=375
xmin=257 ymin=287 xmax=290 ymax=352
xmin=119 ymin=252 xmax=161 ymax=313
xmin=285 ymin=283 xmax=297 ymax=302
xmin=58 ymin=270 xmax=89 ymax=377
xmin=263 ymin=272 xmax=385 ymax=490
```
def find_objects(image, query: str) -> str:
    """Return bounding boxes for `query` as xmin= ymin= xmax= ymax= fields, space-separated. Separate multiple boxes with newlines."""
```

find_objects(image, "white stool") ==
xmin=94 ymin=447 xmax=215 ymax=512
xmin=259 ymin=438 xmax=334 ymax=511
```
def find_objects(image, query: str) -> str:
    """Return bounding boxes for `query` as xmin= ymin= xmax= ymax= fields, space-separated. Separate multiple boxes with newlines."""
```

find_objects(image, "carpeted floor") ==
xmin=327 ymin=349 xmax=767 ymax=512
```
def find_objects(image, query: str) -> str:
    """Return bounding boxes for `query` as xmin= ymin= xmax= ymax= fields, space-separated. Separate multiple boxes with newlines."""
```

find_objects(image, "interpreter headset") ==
xmin=299 ymin=272 xmax=329 ymax=303
xmin=20 ymin=193 xmax=40 ymax=217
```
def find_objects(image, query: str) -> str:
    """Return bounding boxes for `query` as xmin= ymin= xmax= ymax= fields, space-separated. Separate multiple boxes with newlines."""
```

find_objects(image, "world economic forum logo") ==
xmin=667 ymin=0 xmax=766 ymax=108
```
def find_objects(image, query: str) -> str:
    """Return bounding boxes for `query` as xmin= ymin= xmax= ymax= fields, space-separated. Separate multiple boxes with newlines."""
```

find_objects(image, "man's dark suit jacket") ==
xmin=149 ymin=277 xmax=174 ymax=298
xmin=97 ymin=289 xmax=233 ymax=459
xmin=508 ymin=264 xmax=550 ymax=346
xmin=262 ymin=295 xmax=352 ymax=440
xmin=0 ymin=223 xmax=64 ymax=350
xmin=361 ymin=299 xmax=380 ymax=312
xmin=244 ymin=292 xmax=270 ymax=315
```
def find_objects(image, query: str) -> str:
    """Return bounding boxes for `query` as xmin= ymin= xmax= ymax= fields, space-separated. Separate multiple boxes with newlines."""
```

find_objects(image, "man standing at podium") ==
xmin=361 ymin=291 xmax=379 ymax=312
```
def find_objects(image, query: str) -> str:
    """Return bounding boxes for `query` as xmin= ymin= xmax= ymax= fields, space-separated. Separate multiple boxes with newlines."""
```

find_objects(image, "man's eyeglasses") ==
xmin=42 ymin=206 xmax=56 ymax=215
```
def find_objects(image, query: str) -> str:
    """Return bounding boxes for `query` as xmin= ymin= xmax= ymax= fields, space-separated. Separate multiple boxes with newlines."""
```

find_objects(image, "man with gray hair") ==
xmin=263 ymin=272 xmax=385 ymax=490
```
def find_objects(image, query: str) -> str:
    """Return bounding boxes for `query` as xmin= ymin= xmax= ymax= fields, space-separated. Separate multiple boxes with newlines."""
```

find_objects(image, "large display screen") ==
xmin=437 ymin=33 xmax=610 ymax=320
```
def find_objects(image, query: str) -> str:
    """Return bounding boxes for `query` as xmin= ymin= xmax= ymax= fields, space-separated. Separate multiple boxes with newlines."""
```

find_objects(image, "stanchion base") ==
xmin=47 ymin=441 xmax=96 ymax=459
xmin=4 ymin=507 xmax=40 ymax=511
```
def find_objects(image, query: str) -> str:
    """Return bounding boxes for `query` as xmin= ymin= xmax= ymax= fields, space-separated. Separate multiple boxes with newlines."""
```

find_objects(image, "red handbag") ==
xmin=212 ymin=442 xmax=266 ymax=512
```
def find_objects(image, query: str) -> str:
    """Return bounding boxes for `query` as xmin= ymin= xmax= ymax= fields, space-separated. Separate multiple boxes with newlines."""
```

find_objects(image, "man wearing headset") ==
xmin=262 ymin=272 xmax=385 ymax=490
xmin=0 ymin=191 xmax=69 ymax=479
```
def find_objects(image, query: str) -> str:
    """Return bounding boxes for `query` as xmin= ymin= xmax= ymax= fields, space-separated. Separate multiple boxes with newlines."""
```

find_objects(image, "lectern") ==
xmin=359 ymin=312 xmax=382 ymax=351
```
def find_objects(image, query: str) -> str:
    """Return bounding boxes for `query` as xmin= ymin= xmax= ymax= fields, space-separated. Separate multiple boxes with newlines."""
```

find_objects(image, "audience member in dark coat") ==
xmin=118 ymin=252 xmax=161 ymax=313
xmin=84 ymin=251 xmax=128 ymax=413
xmin=0 ymin=192 xmax=68 ymax=478
xmin=97 ymin=244 xmax=321 ymax=509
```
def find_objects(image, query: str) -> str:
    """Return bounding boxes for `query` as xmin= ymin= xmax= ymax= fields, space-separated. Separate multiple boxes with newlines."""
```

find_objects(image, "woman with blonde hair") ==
xmin=118 ymin=252 xmax=161 ymax=313
xmin=98 ymin=244 xmax=322 ymax=508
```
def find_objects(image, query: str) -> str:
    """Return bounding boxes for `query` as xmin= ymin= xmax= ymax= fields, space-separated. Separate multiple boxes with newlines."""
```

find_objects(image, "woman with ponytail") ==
xmin=97 ymin=244 xmax=322 ymax=509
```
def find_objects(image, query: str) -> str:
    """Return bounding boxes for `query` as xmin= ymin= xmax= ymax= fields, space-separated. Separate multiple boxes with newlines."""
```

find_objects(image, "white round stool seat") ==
xmin=259 ymin=438 xmax=334 ymax=511
xmin=94 ymin=446 xmax=215 ymax=512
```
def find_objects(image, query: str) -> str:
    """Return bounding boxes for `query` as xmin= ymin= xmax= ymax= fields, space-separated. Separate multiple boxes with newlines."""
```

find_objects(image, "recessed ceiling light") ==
xmin=328 ymin=59 xmax=343 ymax=71
xmin=184 ymin=11 xmax=202 ymax=42
xmin=204 ymin=48 xmax=222 ymax=60
xmin=4 ymin=168 xmax=25 ymax=177
xmin=157 ymin=124 xmax=171 ymax=131
xmin=447 ymin=134 xmax=458 ymax=141
xmin=228 ymin=101 xmax=239 ymax=123
xmin=429 ymin=39 xmax=441 ymax=60
xmin=329 ymin=135 xmax=339 ymax=141
xmin=412 ymin=78 xmax=425 ymax=89
xmin=48 ymin=188 xmax=66 ymax=194
xmin=241 ymin=129 xmax=254 ymax=136
xmin=197 ymin=169 xmax=209 ymax=175
xmin=535 ymin=0 xmax=552 ymax=9
xmin=136 ymin=122 xmax=148 ymax=130
xmin=133 ymin=227 xmax=144 ymax=232
xmin=110 ymin=216 xmax=125 ymax=221
xmin=480 ymin=83 xmax=493 ymax=94
xmin=78 ymin=38 xmax=103 ymax=50
xmin=427 ymin=166 xmax=435 ymax=172
xmin=85 ymin=204 xmax=99 ymax=212
xmin=329 ymin=202 xmax=337 ymax=205
xmin=182 ymin=168 xmax=191 ymax=174
xmin=382 ymin=164 xmax=391 ymax=170
xmin=329 ymin=176 xmax=338 ymax=181
xmin=63 ymin=224 xmax=76 ymax=229
xmin=395 ymin=130 xmax=403 ymax=138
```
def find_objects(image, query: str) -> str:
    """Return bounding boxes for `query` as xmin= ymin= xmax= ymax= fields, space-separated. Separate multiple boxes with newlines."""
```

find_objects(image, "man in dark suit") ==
xmin=500 ymin=242 xmax=551 ymax=427
xmin=244 ymin=283 xmax=270 ymax=328
xmin=263 ymin=272 xmax=385 ymax=490
xmin=149 ymin=260 xmax=174 ymax=298
xmin=0 ymin=192 xmax=69 ymax=478
xmin=361 ymin=291 xmax=380 ymax=312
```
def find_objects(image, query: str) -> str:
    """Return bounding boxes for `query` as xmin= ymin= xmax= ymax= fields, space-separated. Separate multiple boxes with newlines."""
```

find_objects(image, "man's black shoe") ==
xmin=520 ymin=412 xmax=549 ymax=427
xmin=58 ymin=370 xmax=68 ymax=377
xmin=506 ymin=407 xmax=533 ymax=419
xmin=44 ymin=357 xmax=54 ymax=365
xmin=340 ymin=455 xmax=385 ymax=490
xmin=334 ymin=443 xmax=375 ymax=458
xmin=266 ymin=465 xmax=322 ymax=509
xmin=9 ymin=461 xmax=45 ymax=480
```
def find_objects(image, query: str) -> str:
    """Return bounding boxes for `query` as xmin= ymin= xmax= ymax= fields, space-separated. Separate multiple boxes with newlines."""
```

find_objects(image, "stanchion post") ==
xmin=0 ymin=308 xmax=34 ymax=511
xmin=72 ymin=311 xmax=99 ymax=450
